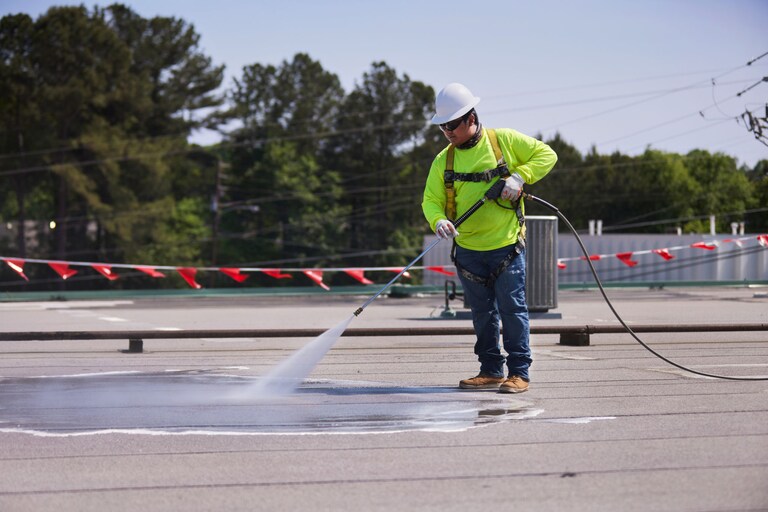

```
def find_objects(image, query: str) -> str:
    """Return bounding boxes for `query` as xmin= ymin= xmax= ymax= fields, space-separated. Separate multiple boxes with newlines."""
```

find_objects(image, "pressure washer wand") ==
xmin=353 ymin=179 xmax=506 ymax=317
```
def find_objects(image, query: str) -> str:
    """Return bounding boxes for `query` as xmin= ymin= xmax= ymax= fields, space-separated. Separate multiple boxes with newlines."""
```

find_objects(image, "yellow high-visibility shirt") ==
xmin=422 ymin=128 xmax=557 ymax=251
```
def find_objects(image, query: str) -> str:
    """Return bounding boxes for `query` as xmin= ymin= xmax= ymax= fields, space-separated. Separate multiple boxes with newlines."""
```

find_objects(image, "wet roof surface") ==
xmin=1 ymin=371 xmax=539 ymax=435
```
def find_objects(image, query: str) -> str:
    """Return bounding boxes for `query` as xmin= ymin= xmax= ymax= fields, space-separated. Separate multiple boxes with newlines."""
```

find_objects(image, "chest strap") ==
xmin=444 ymin=128 xmax=505 ymax=221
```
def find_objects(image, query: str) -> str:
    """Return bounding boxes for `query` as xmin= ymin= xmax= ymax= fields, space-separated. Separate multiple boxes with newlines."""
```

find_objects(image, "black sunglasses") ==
xmin=439 ymin=117 xmax=465 ymax=132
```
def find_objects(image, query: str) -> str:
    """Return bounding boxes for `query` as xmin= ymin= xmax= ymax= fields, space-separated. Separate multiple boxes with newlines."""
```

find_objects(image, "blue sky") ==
xmin=3 ymin=0 xmax=767 ymax=166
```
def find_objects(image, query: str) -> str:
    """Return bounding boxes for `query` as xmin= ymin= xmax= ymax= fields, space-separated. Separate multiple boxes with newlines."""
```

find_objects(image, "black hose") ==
xmin=524 ymin=192 xmax=768 ymax=382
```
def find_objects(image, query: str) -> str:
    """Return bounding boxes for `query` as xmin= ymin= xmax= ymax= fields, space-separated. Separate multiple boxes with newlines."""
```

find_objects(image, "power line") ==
xmin=2 ymin=73 xmax=764 ymax=179
xmin=538 ymin=51 xmax=768 ymax=145
xmin=627 ymin=117 xmax=733 ymax=151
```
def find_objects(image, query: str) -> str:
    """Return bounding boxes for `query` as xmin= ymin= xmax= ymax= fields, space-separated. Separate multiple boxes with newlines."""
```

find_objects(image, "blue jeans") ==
xmin=455 ymin=244 xmax=531 ymax=380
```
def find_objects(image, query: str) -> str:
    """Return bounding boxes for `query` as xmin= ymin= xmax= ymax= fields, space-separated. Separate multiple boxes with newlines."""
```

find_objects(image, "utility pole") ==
xmin=210 ymin=159 xmax=230 ymax=287
xmin=15 ymin=130 xmax=27 ymax=259
xmin=211 ymin=159 xmax=222 ymax=267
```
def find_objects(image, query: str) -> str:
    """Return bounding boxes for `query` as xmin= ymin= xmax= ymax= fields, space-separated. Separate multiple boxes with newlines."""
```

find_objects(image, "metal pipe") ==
xmin=1 ymin=323 xmax=767 ymax=341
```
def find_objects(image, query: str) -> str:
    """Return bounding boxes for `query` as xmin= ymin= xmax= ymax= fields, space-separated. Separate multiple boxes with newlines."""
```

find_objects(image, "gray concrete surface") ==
xmin=0 ymin=286 xmax=767 ymax=511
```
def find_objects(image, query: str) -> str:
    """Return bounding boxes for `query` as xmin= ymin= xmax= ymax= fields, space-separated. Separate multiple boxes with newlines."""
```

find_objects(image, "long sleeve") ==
xmin=421 ymin=149 xmax=451 ymax=232
xmin=496 ymin=129 xmax=557 ymax=184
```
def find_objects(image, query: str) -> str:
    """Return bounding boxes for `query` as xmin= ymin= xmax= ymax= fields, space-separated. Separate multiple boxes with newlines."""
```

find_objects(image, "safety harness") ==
xmin=445 ymin=128 xmax=527 ymax=288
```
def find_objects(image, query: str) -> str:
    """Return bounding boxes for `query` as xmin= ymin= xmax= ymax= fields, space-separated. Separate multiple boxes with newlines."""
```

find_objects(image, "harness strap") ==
xmin=445 ymin=146 xmax=457 ymax=221
xmin=444 ymin=128 xmax=504 ymax=221
xmin=454 ymin=241 xmax=526 ymax=289
xmin=445 ymin=166 xmax=510 ymax=183
xmin=487 ymin=128 xmax=504 ymax=165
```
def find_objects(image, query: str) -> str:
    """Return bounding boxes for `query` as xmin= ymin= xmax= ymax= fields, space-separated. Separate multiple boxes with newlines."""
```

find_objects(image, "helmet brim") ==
xmin=430 ymin=96 xmax=480 ymax=124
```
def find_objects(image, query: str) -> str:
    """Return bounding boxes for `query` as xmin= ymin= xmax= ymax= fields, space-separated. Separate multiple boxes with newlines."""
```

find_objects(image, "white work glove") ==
xmin=500 ymin=173 xmax=525 ymax=201
xmin=435 ymin=219 xmax=459 ymax=239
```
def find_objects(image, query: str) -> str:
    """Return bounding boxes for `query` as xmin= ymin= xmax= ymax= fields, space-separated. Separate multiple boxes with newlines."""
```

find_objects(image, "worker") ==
xmin=422 ymin=83 xmax=557 ymax=393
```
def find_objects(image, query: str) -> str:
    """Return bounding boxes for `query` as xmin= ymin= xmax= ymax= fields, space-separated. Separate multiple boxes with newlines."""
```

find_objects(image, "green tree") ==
xmin=104 ymin=3 xmax=225 ymax=137
xmin=0 ymin=13 xmax=40 ymax=257
xmin=222 ymin=53 xmax=348 ymax=267
xmin=0 ymin=5 xmax=224 ymax=291
xmin=327 ymin=62 xmax=434 ymax=266
xmin=682 ymin=150 xmax=754 ymax=233
xmin=746 ymin=159 xmax=768 ymax=232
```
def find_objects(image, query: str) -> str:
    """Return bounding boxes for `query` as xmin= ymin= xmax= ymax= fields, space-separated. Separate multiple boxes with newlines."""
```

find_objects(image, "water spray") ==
xmin=252 ymin=179 xmax=506 ymax=398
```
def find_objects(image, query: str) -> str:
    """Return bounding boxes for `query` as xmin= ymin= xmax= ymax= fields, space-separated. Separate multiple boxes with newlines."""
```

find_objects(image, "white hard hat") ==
xmin=431 ymin=83 xmax=481 ymax=124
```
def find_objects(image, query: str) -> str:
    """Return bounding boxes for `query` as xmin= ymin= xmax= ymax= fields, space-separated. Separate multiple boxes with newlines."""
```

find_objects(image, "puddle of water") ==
xmin=0 ymin=371 xmax=540 ymax=436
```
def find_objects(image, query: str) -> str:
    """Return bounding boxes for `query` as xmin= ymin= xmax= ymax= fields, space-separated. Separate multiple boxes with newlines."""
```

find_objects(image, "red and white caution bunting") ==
xmin=615 ymin=252 xmax=639 ymax=267
xmin=176 ymin=267 xmax=202 ymax=289
xmin=556 ymin=235 xmax=765 ymax=270
xmin=652 ymin=248 xmax=675 ymax=261
xmin=302 ymin=270 xmax=329 ymax=291
xmin=48 ymin=262 xmax=78 ymax=280
xmin=262 ymin=269 xmax=292 ymax=280
xmin=425 ymin=265 xmax=456 ymax=276
xmin=2 ymin=233 xmax=766 ymax=290
xmin=92 ymin=264 xmax=119 ymax=281
xmin=219 ymin=267 xmax=249 ymax=283
xmin=3 ymin=258 xmax=29 ymax=281
xmin=344 ymin=269 xmax=373 ymax=285
xmin=135 ymin=266 xmax=166 ymax=278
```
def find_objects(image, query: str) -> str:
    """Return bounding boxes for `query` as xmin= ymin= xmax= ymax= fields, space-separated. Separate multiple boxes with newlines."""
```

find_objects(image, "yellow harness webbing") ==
xmin=444 ymin=128 xmax=504 ymax=221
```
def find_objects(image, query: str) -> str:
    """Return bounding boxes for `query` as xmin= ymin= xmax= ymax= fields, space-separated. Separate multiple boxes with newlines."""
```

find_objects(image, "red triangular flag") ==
xmin=220 ymin=267 xmax=249 ymax=283
xmin=303 ymin=270 xmax=330 ymax=290
xmin=557 ymin=260 xmax=567 ymax=270
xmin=757 ymin=235 xmax=768 ymax=247
xmin=426 ymin=265 xmax=456 ymax=276
xmin=263 ymin=269 xmax=292 ymax=279
xmin=616 ymin=252 xmax=639 ymax=267
xmin=690 ymin=241 xmax=717 ymax=250
xmin=580 ymin=254 xmax=601 ymax=261
xmin=344 ymin=269 xmax=373 ymax=285
xmin=49 ymin=262 xmax=78 ymax=280
xmin=653 ymin=248 xmax=675 ymax=261
xmin=92 ymin=264 xmax=119 ymax=281
xmin=177 ymin=267 xmax=202 ymax=289
xmin=135 ymin=266 xmax=166 ymax=278
xmin=3 ymin=258 xmax=29 ymax=281
xmin=390 ymin=267 xmax=411 ymax=278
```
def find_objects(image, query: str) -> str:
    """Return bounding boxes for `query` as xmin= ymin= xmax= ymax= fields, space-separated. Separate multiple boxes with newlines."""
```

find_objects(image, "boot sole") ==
xmin=459 ymin=383 xmax=504 ymax=389
xmin=498 ymin=386 xmax=528 ymax=394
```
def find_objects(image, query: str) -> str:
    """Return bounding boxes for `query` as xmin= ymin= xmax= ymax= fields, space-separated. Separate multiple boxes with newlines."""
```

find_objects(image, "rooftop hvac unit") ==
xmin=524 ymin=216 xmax=558 ymax=312
xmin=423 ymin=216 xmax=559 ymax=313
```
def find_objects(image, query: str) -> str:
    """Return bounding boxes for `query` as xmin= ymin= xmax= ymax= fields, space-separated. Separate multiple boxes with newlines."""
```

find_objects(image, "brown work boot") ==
xmin=459 ymin=374 xmax=505 ymax=389
xmin=499 ymin=375 xmax=529 ymax=394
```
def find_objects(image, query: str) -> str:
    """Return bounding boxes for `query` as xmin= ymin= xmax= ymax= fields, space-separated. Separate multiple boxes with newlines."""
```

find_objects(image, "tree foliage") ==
xmin=0 ymin=4 xmax=223 ymax=289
